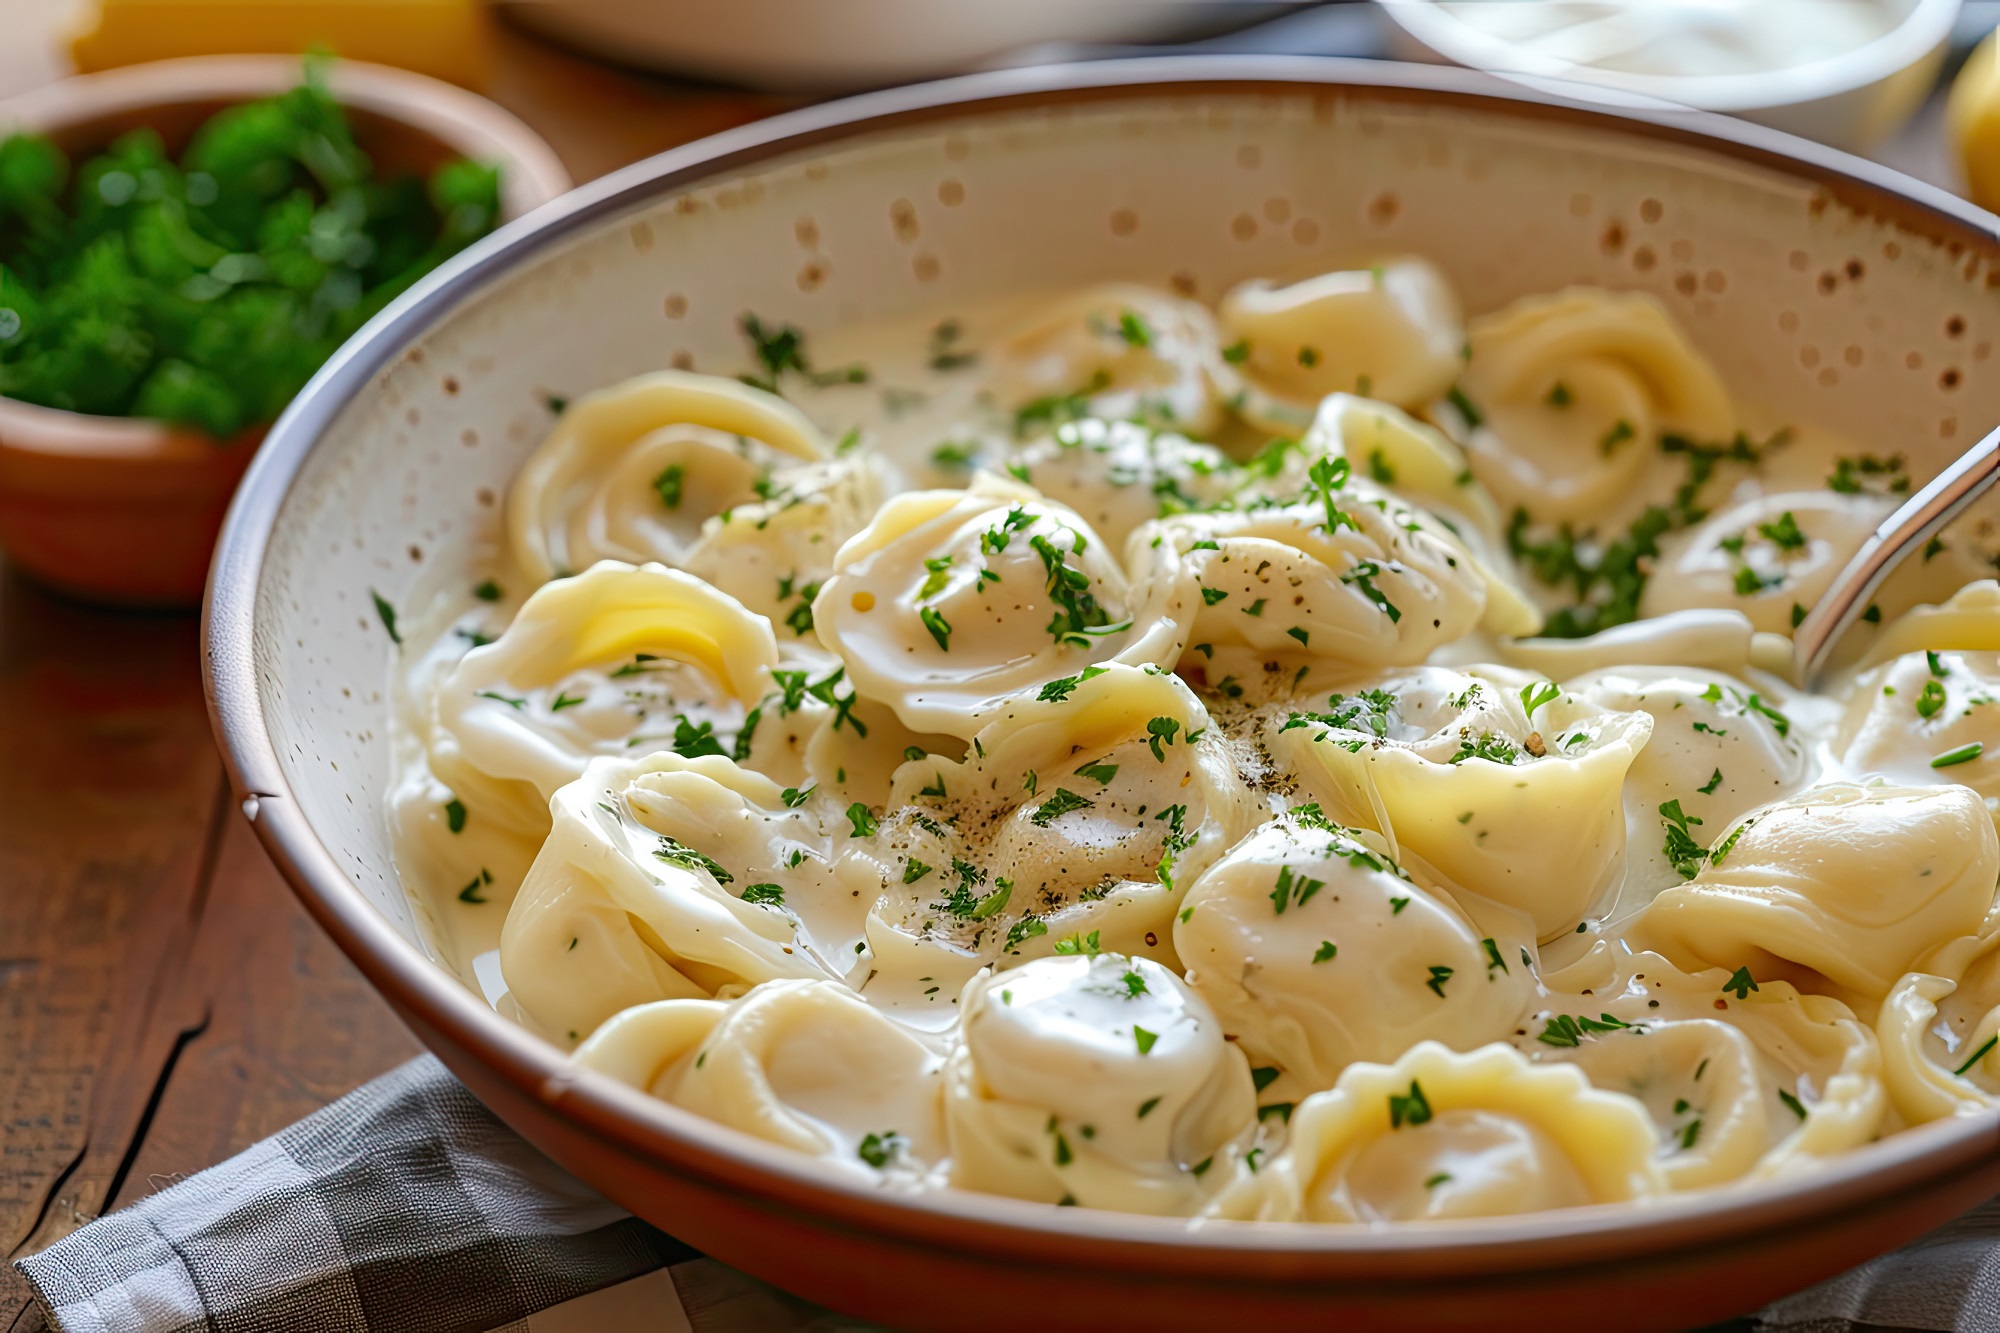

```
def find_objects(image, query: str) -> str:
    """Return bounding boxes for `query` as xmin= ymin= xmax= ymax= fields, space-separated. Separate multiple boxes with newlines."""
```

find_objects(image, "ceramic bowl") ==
xmin=0 ymin=55 xmax=569 ymax=607
xmin=205 ymin=57 xmax=2000 ymax=1331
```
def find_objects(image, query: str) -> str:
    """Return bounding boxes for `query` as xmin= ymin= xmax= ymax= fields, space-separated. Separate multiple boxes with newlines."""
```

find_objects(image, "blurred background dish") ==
xmin=0 ymin=55 xmax=567 ymax=606
xmin=495 ymin=0 xmax=1299 ymax=91
xmin=1380 ymin=0 xmax=1964 ymax=149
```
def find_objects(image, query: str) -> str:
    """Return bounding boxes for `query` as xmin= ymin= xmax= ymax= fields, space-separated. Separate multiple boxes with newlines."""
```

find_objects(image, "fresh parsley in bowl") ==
xmin=0 ymin=62 xmax=500 ymax=439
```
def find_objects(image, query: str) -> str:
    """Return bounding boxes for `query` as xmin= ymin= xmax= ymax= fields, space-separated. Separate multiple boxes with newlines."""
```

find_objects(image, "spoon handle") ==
xmin=1794 ymin=423 xmax=2000 ymax=687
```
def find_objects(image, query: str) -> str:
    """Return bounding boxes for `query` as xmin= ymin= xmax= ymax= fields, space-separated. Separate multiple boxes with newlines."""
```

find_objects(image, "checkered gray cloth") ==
xmin=12 ymin=1055 xmax=1998 ymax=1332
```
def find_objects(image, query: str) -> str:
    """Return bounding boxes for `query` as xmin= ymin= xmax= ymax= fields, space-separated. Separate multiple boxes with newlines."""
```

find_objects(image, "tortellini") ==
xmin=1218 ymin=260 xmax=1465 ymax=424
xmin=849 ymin=664 xmax=1259 ymax=972
xmin=1213 ymin=1042 xmax=1663 ymax=1222
xmin=1876 ymin=931 xmax=2000 ymax=1125
xmin=812 ymin=476 xmax=1191 ymax=738
xmin=387 ymin=265 xmax=2000 ymax=1228
xmin=947 ymin=953 xmax=1256 ymax=1213
xmin=1007 ymin=418 xmax=1235 ymax=549
xmin=1641 ymin=491 xmax=1972 ymax=636
xmin=1148 ymin=477 xmax=1488 ymax=691
xmin=500 ymin=752 xmax=853 ymax=1045
xmin=1272 ymin=665 xmax=1653 ymax=937
xmin=1175 ymin=813 xmax=1535 ymax=1090
xmin=984 ymin=285 xmax=1232 ymax=438
xmin=1295 ymin=394 xmax=1542 ymax=639
xmin=682 ymin=456 xmax=886 ymax=639
xmin=428 ymin=562 xmax=782 ymax=837
xmin=1570 ymin=668 xmax=1809 ymax=908
xmin=1530 ymin=946 xmax=1884 ymax=1186
xmin=506 ymin=371 xmax=829 ymax=584
xmin=1839 ymin=649 xmax=2000 ymax=819
xmin=1453 ymin=288 xmax=1734 ymax=525
xmin=1632 ymin=783 xmax=2000 ymax=999
xmin=580 ymin=980 xmax=948 ymax=1184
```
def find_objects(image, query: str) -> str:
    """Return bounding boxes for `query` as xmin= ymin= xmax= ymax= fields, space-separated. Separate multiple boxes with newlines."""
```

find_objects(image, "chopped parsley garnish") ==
xmin=857 ymin=1130 xmax=905 ymax=1170
xmin=655 ymin=837 xmax=731 ymax=884
xmin=1052 ymin=929 xmax=1101 ymax=957
xmin=473 ymin=579 xmax=503 ymax=602
xmin=1031 ymin=788 xmax=1095 ymax=827
xmin=1145 ymin=716 xmax=1182 ymax=761
xmin=1269 ymin=864 xmax=1326 ymax=915
xmin=1004 ymin=917 xmax=1048 ymax=952
xmin=1036 ymin=665 xmax=1108 ymax=703
xmin=1074 ymin=759 xmax=1119 ymax=785
xmin=741 ymin=883 xmax=784 ymax=906
xmin=1722 ymin=967 xmax=1759 ymax=1001
xmin=1388 ymin=1079 xmax=1434 ymax=1128
xmin=458 ymin=867 xmax=493 ymax=903
xmin=1777 ymin=1089 xmax=1808 ymax=1120
xmin=1933 ymin=742 xmax=1984 ymax=768
xmin=1029 ymin=529 xmax=1124 ymax=647
xmin=444 ymin=798 xmax=466 ymax=833
xmin=653 ymin=463 xmax=685 ymax=509
xmin=371 ymin=591 xmax=401 ymax=644
xmin=918 ymin=606 xmax=953 ymax=651
xmin=1306 ymin=455 xmax=1355 ymax=534
xmin=1425 ymin=965 xmax=1454 ymax=998
xmin=1537 ymin=1013 xmax=1633 ymax=1047
xmin=1312 ymin=940 xmax=1337 ymax=964
xmin=1659 ymin=799 xmax=1707 ymax=879
xmin=1450 ymin=733 xmax=1521 ymax=766
xmin=1756 ymin=510 xmax=1806 ymax=550
xmin=1917 ymin=678 xmax=1947 ymax=720
xmin=1698 ymin=768 xmax=1723 ymax=795
xmin=846 ymin=803 xmax=880 ymax=837
xmin=549 ymin=691 xmax=585 ymax=712
xmin=671 ymin=714 xmax=726 ymax=757
xmin=902 ymin=859 xmax=932 ymax=884
xmin=1520 ymin=681 xmax=1560 ymax=720
xmin=1953 ymin=1033 xmax=1998 ymax=1077
xmin=1116 ymin=308 xmax=1151 ymax=348
xmin=1340 ymin=560 xmax=1402 ymax=623
xmin=1444 ymin=384 xmax=1483 ymax=428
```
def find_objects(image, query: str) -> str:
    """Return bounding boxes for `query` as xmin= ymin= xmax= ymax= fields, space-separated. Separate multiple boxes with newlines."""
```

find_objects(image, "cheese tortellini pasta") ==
xmin=948 ymin=954 xmax=1256 ymax=1214
xmin=1452 ymin=288 xmax=1735 ymax=525
xmin=385 ymin=263 xmax=2000 ymax=1229
xmin=812 ymin=476 xmax=1192 ymax=738
xmin=1212 ymin=1042 xmax=1664 ymax=1223
xmin=1218 ymin=260 xmax=1465 ymax=426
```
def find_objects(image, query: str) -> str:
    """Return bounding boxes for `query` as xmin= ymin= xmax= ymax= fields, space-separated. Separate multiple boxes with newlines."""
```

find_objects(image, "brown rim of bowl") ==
xmin=202 ymin=55 xmax=2000 ymax=1280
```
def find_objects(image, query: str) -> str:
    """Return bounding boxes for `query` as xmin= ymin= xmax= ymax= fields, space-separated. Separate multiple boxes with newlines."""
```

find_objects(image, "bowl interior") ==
xmin=234 ymin=63 xmax=2000 ymax=1252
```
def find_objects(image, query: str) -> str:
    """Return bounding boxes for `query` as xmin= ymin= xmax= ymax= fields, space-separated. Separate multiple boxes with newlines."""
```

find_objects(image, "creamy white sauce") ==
xmin=384 ymin=266 xmax=2000 ymax=1224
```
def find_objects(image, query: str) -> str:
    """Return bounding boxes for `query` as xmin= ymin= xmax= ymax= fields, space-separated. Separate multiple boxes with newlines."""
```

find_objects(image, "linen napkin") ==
xmin=13 ymin=1055 xmax=1997 ymax=1332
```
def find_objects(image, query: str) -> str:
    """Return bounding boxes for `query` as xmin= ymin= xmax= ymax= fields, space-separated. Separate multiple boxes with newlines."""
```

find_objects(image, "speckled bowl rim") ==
xmin=204 ymin=56 xmax=2000 ymax=1281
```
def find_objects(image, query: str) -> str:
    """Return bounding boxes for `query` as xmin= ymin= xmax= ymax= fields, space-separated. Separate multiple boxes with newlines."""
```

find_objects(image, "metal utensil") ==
xmin=1791 ymin=423 xmax=2000 ymax=686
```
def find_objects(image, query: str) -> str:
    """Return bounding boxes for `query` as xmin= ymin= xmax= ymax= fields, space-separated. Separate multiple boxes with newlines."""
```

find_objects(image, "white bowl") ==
xmin=1381 ymin=0 xmax=1963 ymax=150
xmin=206 ymin=57 xmax=2000 ymax=1330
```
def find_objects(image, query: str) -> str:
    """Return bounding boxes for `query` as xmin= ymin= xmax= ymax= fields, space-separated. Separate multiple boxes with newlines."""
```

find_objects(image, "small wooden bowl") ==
xmin=0 ymin=56 xmax=570 ymax=607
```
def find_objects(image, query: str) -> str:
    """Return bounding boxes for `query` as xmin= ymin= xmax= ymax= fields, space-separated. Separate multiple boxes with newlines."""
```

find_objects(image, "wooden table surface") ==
xmin=0 ymin=10 xmax=1987 ymax=1329
xmin=0 ymin=22 xmax=791 ymax=1326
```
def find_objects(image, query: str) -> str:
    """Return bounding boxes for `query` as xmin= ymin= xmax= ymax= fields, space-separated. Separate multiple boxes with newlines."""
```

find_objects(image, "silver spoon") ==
xmin=1791 ymin=424 xmax=2000 ymax=688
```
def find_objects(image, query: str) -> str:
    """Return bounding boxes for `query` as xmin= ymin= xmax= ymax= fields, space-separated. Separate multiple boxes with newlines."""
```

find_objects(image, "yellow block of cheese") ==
xmin=70 ymin=0 xmax=494 ymax=91
xmin=1950 ymin=27 xmax=2000 ymax=214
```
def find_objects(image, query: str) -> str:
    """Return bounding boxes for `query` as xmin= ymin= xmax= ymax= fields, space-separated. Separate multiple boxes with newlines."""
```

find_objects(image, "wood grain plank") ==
xmin=105 ymin=813 xmax=421 ymax=1213
xmin=0 ymin=566 xmax=227 ymax=1319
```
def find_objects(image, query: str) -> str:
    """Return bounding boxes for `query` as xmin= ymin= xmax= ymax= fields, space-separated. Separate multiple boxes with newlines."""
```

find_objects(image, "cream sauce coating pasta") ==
xmin=385 ymin=265 xmax=2000 ymax=1227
